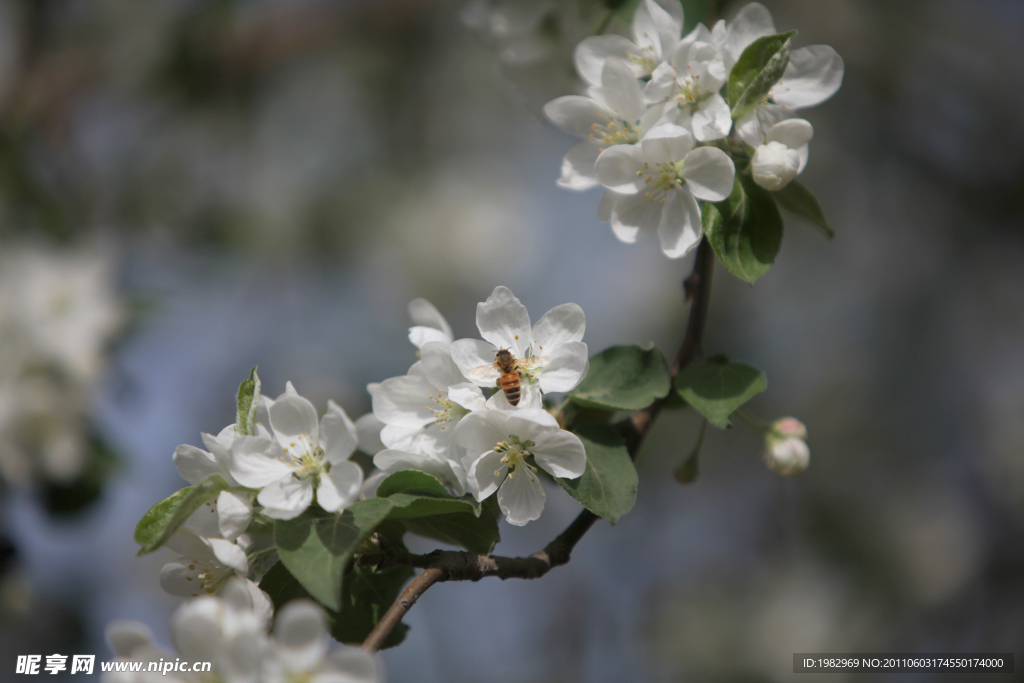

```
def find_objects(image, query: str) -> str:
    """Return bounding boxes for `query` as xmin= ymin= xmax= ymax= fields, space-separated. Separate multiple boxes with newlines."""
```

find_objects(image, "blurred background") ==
xmin=0 ymin=0 xmax=1021 ymax=681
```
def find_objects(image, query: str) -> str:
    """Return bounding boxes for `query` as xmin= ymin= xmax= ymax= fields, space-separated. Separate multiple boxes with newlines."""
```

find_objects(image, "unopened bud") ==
xmin=764 ymin=418 xmax=809 ymax=476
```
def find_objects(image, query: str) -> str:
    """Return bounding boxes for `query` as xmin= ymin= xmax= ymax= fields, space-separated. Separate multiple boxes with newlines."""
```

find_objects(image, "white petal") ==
xmin=450 ymin=338 xmax=500 ymax=385
xmin=752 ymin=141 xmax=800 ymax=190
xmin=170 ymin=597 xmax=223 ymax=663
xmin=690 ymin=94 xmax=732 ymax=141
xmin=532 ymin=429 xmax=588 ymax=479
xmin=259 ymin=477 xmax=315 ymax=520
xmin=447 ymin=382 xmax=487 ymax=412
xmin=643 ymin=62 xmax=677 ymax=104
xmin=407 ymin=298 xmax=452 ymax=345
xmin=174 ymin=444 xmax=220 ymax=486
xmin=467 ymin=449 xmax=507 ymax=501
xmin=317 ymin=461 xmax=364 ymax=512
xmin=159 ymin=557 xmax=204 ymax=597
xmin=165 ymin=526 xmax=216 ymax=560
xmin=208 ymin=538 xmax=248 ymax=573
xmin=372 ymin=370 xmax=436 ymax=427
xmin=374 ymin=449 xmax=462 ymax=494
xmin=504 ymin=408 xmax=560 ymax=439
xmin=725 ymin=2 xmax=775 ymax=66
xmin=408 ymin=326 xmax=450 ymax=349
xmin=773 ymin=45 xmax=844 ymax=109
xmin=641 ymin=123 xmax=694 ymax=163
xmin=497 ymin=469 xmax=546 ymax=526
xmin=321 ymin=400 xmax=358 ymax=464
xmin=766 ymin=118 xmax=814 ymax=149
xmin=475 ymin=286 xmax=532 ymax=356
xmin=598 ymin=59 xmax=645 ymax=121
xmin=671 ymin=23 xmax=713 ymax=69
xmin=226 ymin=436 xmax=292 ymax=488
xmin=537 ymin=341 xmax=590 ymax=393
xmin=270 ymin=389 xmax=320 ymax=445
xmin=454 ymin=410 xmax=508 ymax=461
xmin=241 ymin=580 xmax=274 ymax=631
xmin=596 ymin=144 xmax=645 ymax=194
xmin=574 ymin=34 xmax=640 ymax=85
xmin=633 ymin=0 xmax=679 ymax=59
xmin=557 ymin=141 xmax=602 ymax=190
xmin=419 ymin=341 xmax=466 ymax=389
xmin=542 ymin=95 xmax=610 ymax=138
xmin=657 ymin=190 xmax=703 ymax=258
xmin=609 ymin=192 xmax=662 ymax=244
xmin=531 ymin=304 xmax=585 ymax=352
xmin=734 ymin=112 xmax=762 ymax=146
xmin=275 ymin=600 xmax=330 ymax=673
xmin=354 ymin=413 xmax=385 ymax=456
xmin=216 ymin=490 xmax=253 ymax=541
xmin=318 ymin=647 xmax=382 ymax=683
xmin=682 ymin=146 xmax=735 ymax=201
xmin=106 ymin=620 xmax=154 ymax=658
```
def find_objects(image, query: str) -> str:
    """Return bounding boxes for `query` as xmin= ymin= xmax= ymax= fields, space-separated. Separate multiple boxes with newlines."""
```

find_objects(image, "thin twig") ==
xmin=361 ymin=238 xmax=716 ymax=653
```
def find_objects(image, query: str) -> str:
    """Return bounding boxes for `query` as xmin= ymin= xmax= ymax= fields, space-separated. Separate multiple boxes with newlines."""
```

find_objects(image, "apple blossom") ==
xmin=222 ymin=383 xmax=364 ymax=520
xmin=455 ymin=408 xmax=586 ymax=525
xmin=574 ymin=0 xmax=683 ymax=84
xmin=645 ymin=37 xmax=731 ymax=141
xmin=407 ymin=297 xmax=453 ymax=348
xmin=750 ymin=119 xmax=814 ymax=190
xmin=450 ymin=286 xmax=589 ymax=409
xmin=596 ymin=123 xmax=735 ymax=258
xmin=764 ymin=417 xmax=810 ymax=476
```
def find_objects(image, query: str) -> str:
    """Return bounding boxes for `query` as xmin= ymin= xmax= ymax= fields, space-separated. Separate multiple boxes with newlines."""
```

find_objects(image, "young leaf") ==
xmin=774 ymin=180 xmax=835 ymax=238
xmin=676 ymin=359 xmax=767 ymax=428
xmin=274 ymin=498 xmax=394 ymax=611
xmin=555 ymin=424 xmax=638 ymax=524
xmin=134 ymin=474 xmax=230 ymax=555
xmin=728 ymin=30 xmax=797 ymax=121
xmin=568 ymin=344 xmax=671 ymax=411
xmin=674 ymin=418 xmax=707 ymax=483
xmin=235 ymin=366 xmax=261 ymax=437
xmin=704 ymin=176 xmax=784 ymax=284
xmin=377 ymin=470 xmax=482 ymax=519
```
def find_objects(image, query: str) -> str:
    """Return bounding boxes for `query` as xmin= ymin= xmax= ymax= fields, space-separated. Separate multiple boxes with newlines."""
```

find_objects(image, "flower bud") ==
xmin=764 ymin=418 xmax=809 ymax=476
xmin=752 ymin=142 xmax=801 ymax=191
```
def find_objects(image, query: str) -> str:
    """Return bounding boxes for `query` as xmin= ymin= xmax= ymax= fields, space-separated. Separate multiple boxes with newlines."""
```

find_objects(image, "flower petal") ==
xmin=317 ymin=460 xmax=364 ymax=512
xmin=467 ymin=449 xmax=507 ymax=501
xmin=690 ymin=93 xmax=732 ymax=141
xmin=419 ymin=341 xmax=466 ymax=389
xmin=766 ymin=118 xmax=814 ymax=149
xmin=557 ymin=140 xmax=602 ymax=190
xmin=373 ymin=449 xmax=464 ymax=495
xmin=354 ymin=413 xmax=385 ymax=456
xmin=531 ymin=304 xmax=586 ymax=351
xmin=634 ymin=0 xmax=680 ymax=59
xmin=259 ymin=477 xmax=314 ymax=520
xmin=106 ymin=620 xmax=154 ymax=658
xmin=537 ymin=341 xmax=590 ymax=393
xmin=208 ymin=538 xmax=248 ymax=573
xmin=533 ymin=429 xmax=588 ymax=479
xmin=372 ymin=368 xmax=436 ymax=428
xmin=598 ymin=58 xmax=645 ymax=121
xmin=543 ymin=95 xmax=610 ymax=138
xmin=475 ymin=286 xmax=532 ymax=356
xmin=641 ymin=123 xmax=694 ymax=163
xmin=226 ymin=436 xmax=292 ymax=488
xmin=454 ymin=410 xmax=508 ymax=459
xmin=173 ymin=444 xmax=220 ymax=487
xmin=159 ymin=557 xmax=204 ymax=597
xmin=657 ymin=190 xmax=703 ymax=258
xmin=497 ymin=468 xmax=546 ymax=526
xmin=724 ymin=2 xmax=775 ymax=67
xmin=216 ymin=490 xmax=253 ymax=542
xmin=681 ymin=146 xmax=735 ymax=201
xmin=609 ymin=192 xmax=662 ymax=244
xmin=447 ymin=382 xmax=487 ymax=412
xmin=773 ymin=45 xmax=844 ymax=109
xmin=450 ymin=338 xmax=500 ymax=385
xmin=274 ymin=600 xmax=330 ymax=674
xmin=596 ymin=144 xmax=645 ymax=194
xmin=573 ymin=34 xmax=639 ymax=85
xmin=320 ymin=647 xmax=382 ymax=683
xmin=321 ymin=400 xmax=358 ymax=464
xmin=170 ymin=597 xmax=223 ymax=663
xmin=165 ymin=527 xmax=215 ymax=560
xmin=407 ymin=298 xmax=452 ymax=347
xmin=504 ymin=408 xmax=560 ymax=440
xmin=270 ymin=388 xmax=320 ymax=445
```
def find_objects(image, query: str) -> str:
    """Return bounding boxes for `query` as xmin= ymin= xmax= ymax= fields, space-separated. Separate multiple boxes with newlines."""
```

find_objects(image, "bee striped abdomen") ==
xmin=500 ymin=372 xmax=521 ymax=406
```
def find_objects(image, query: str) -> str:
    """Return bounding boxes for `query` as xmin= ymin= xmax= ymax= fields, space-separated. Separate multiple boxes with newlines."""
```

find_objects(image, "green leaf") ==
xmin=728 ymin=30 xmax=797 ymax=120
xmin=774 ymin=180 xmax=834 ymax=238
xmin=675 ymin=359 xmax=767 ymax=428
xmin=556 ymin=424 xmax=638 ymax=524
xmin=704 ymin=176 xmax=784 ymax=284
xmin=274 ymin=498 xmax=394 ymax=611
xmin=399 ymin=498 xmax=501 ymax=554
xmin=134 ymin=474 xmax=230 ymax=555
xmin=260 ymin=558 xmax=413 ymax=650
xmin=568 ymin=344 xmax=671 ymax=411
xmin=235 ymin=366 xmax=261 ymax=436
xmin=377 ymin=470 xmax=482 ymax=519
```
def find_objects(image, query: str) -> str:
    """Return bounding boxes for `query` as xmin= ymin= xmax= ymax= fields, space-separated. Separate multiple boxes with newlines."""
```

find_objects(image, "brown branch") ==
xmin=361 ymin=238 xmax=716 ymax=653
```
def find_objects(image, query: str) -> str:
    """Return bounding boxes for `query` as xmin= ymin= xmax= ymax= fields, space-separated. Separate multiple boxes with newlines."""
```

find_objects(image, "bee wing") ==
xmin=516 ymin=356 xmax=549 ymax=372
xmin=463 ymin=363 xmax=500 ymax=382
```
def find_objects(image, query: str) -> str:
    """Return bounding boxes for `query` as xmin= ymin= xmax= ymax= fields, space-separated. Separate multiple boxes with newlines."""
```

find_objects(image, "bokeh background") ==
xmin=0 ymin=0 xmax=1022 ymax=681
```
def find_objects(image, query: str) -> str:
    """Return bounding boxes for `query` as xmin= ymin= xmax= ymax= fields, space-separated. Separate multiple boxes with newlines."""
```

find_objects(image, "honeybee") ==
xmin=465 ymin=348 xmax=548 ymax=407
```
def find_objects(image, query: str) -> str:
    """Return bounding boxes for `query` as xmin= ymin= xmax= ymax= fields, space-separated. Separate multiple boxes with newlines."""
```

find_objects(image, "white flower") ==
xmin=407 ymin=297 xmax=453 ymax=348
xmin=644 ymin=34 xmax=731 ymax=141
xmin=450 ymin=286 xmax=589 ymax=409
xmin=159 ymin=527 xmax=273 ymax=626
xmin=574 ymin=0 xmax=683 ymax=84
xmin=263 ymin=600 xmax=382 ymax=683
xmin=750 ymin=119 xmax=814 ymax=190
xmin=102 ymin=620 xmax=182 ymax=683
xmin=224 ymin=383 xmax=364 ymax=520
xmin=764 ymin=417 xmax=810 ymax=476
xmin=455 ymin=409 xmax=586 ymax=525
xmin=174 ymin=423 xmax=261 ymax=541
xmin=596 ymin=123 xmax=735 ymax=257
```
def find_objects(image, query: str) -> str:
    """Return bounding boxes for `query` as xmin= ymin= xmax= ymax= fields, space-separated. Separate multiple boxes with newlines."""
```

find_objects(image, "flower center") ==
xmin=675 ymin=76 xmax=711 ymax=113
xmin=626 ymin=46 xmax=659 ymax=74
xmin=185 ymin=559 xmax=234 ymax=596
xmin=637 ymin=160 xmax=685 ymax=203
xmin=283 ymin=434 xmax=326 ymax=481
xmin=429 ymin=391 xmax=468 ymax=430
xmin=494 ymin=435 xmax=538 ymax=480
xmin=588 ymin=112 xmax=640 ymax=150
